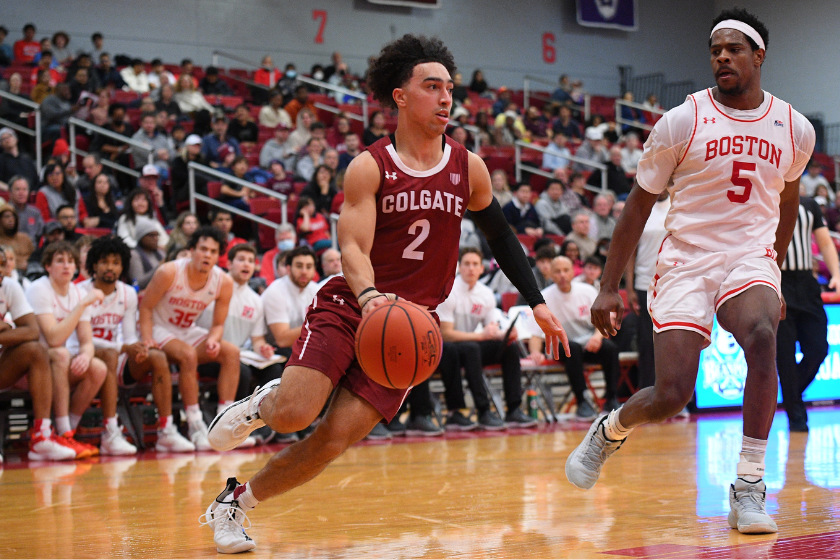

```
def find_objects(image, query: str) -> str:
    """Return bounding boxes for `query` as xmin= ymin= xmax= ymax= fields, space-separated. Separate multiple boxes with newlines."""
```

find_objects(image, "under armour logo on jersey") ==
xmin=333 ymin=294 xmax=345 ymax=305
xmin=774 ymin=120 xmax=785 ymax=127
xmin=450 ymin=173 xmax=461 ymax=185
xmin=703 ymin=117 xmax=716 ymax=124
xmin=385 ymin=171 xmax=397 ymax=180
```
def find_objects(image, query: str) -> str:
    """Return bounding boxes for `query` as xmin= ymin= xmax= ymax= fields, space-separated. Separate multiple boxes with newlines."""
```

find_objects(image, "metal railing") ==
xmin=329 ymin=213 xmax=340 ymax=250
xmin=211 ymin=50 xmax=369 ymax=128
xmin=514 ymin=140 xmax=607 ymax=192
xmin=0 ymin=90 xmax=42 ymax=171
xmin=68 ymin=117 xmax=153 ymax=179
xmin=187 ymin=162 xmax=288 ymax=228
xmin=522 ymin=75 xmax=590 ymax=122
xmin=626 ymin=72 xmax=664 ymax=107
xmin=614 ymin=99 xmax=665 ymax=133
xmin=313 ymin=101 xmax=364 ymax=124
xmin=660 ymin=80 xmax=695 ymax=110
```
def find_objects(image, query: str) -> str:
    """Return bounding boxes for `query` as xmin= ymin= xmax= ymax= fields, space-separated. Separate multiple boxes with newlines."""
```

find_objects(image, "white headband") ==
xmin=711 ymin=19 xmax=765 ymax=51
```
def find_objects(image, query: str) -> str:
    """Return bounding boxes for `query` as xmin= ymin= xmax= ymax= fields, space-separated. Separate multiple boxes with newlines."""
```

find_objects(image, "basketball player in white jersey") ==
xmin=26 ymin=241 xmax=107 ymax=459
xmin=0 ymin=249 xmax=76 ymax=462
xmin=139 ymin=226 xmax=240 ymax=451
xmin=80 ymin=235 xmax=194 ymax=454
xmin=565 ymin=9 xmax=815 ymax=535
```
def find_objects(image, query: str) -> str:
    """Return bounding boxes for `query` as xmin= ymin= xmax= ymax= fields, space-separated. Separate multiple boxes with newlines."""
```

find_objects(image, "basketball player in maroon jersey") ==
xmin=202 ymin=35 xmax=570 ymax=553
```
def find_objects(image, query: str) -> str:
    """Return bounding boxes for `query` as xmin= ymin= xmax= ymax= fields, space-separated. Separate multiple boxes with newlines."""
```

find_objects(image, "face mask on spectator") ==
xmin=313 ymin=70 xmax=324 ymax=81
xmin=278 ymin=239 xmax=295 ymax=251
xmin=285 ymin=70 xmax=297 ymax=79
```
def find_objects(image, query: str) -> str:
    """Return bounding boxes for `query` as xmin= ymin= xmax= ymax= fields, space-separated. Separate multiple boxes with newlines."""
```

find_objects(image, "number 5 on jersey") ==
xmin=403 ymin=219 xmax=430 ymax=260
xmin=728 ymin=161 xmax=756 ymax=204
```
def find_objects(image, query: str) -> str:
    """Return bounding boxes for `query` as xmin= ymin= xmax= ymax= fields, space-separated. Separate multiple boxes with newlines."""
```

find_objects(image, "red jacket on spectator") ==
xmin=14 ymin=40 xmax=40 ymax=64
xmin=254 ymin=68 xmax=281 ymax=89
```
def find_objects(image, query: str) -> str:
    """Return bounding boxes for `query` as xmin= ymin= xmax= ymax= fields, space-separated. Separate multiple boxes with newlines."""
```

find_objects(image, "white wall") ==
xmin=2 ymin=0 xmax=714 ymax=98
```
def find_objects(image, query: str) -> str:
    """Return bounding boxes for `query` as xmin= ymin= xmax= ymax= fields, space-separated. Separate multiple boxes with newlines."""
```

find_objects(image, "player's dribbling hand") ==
xmin=205 ymin=339 xmax=220 ymax=358
xmin=591 ymin=290 xmax=624 ymax=337
xmin=532 ymin=304 xmax=571 ymax=358
xmin=70 ymin=353 xmax=91 ymax=376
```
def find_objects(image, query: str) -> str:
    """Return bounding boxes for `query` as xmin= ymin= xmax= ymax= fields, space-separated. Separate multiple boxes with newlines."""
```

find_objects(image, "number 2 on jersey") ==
xmin=727 ymin=161 xmax=756 ymax=204
xmin=402 ymin=219 xmax=430 ymax=260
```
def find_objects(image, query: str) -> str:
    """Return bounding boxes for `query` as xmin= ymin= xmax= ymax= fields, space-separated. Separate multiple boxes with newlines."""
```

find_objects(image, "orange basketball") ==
xmin=354 ymin=301 xmax=443 ymax=389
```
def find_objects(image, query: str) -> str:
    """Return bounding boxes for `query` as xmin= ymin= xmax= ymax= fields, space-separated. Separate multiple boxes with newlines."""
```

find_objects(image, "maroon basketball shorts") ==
xmin=286 ymin=277 xmax=409 ymax=422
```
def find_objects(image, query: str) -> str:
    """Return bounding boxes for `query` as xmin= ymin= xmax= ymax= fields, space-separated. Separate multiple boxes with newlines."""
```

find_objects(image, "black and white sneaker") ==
xmin=405 ymin=415 xmax=444 ymax=437
xmin=445 ymin=410 xmax=477 ymax=432
xmin=477 ymin=410 xmax=507 ymax=431
xmin=505 ymin=408 xmax=538 ymax=428
xmin=386 ymin=415 xmax=407 ymax=436
xmin=365 ymin=423 xmax=392 ymax=441
xmin=199 ymin=477 xmax=257 ymax=553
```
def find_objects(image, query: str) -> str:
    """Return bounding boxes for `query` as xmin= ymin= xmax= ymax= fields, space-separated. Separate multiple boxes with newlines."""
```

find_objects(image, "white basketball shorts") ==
xmin=152 ymin=323 xmax=209 ymax=349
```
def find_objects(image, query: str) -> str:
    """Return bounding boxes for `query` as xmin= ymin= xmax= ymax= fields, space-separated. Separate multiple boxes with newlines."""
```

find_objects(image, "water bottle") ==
xmin=527 ymin=387 xmax=539 ymax=419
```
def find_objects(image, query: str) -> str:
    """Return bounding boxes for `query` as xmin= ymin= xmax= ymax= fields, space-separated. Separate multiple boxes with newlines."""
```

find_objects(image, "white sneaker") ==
xmin=200 ymin=477 xmax=257 ymax=553
xmin=236 ymin=436 xmax=257 ymax=449
xmin=100 ymin=424 xmax=138 ymax=456
xmin=189 ymin=420 xmax=213 ymax=452
xmin=208 ymin=379 xmax=282 ymax=451
xmin=156 ymin=424 xmax=196 ymax=453
xmin=28 ymin=432 xmax=77 ymax=461
xmin=728 ymin=478 xmax=778 ymax=534
xmin=565 ymin=415 xmax=625 ymax=490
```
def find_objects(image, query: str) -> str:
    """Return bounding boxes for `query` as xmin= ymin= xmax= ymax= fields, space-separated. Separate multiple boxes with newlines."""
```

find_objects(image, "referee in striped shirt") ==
xmin=777 ymin=196 xmax=840 ymax=432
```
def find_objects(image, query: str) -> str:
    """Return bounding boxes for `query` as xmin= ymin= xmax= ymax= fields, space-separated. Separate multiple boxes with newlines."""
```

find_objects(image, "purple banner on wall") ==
xmin=576 ymin=0 xmax=638 ymax=31
xmin=368 ymin=0 xmax=441 ymax=7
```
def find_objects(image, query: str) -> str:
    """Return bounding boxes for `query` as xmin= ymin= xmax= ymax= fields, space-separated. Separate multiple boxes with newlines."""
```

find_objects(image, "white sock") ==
xmin=603 ymin=408 xmax=632 ymax=441
xmin=56 ymin=416 xmax=71 ymax=435
xmin=186 ymin=404 xmax=203 ymax=426
xmin=217 ymin=401 xmax=233 ymax=416
xmin=233 ymin=482 xmax=259 ymax=510
xmin=69 ymin=413 xmax=82 ymax=430
xmin=158 ymin=415 xmax=173 ymax=431
xmin=105 ymin=416 xmax=119 ymax=431
xmin=738 ymin=435 xmax=766 ymax=483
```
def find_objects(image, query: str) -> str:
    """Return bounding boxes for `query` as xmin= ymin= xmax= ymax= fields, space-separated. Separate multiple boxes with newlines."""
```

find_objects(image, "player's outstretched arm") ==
xmin=138 ymin=262 xmax=177 ymax=347
xmin=465 ymin=152 xmax=570 ymax=358
xmin=590 ymin=183 xmax=658 ymax=337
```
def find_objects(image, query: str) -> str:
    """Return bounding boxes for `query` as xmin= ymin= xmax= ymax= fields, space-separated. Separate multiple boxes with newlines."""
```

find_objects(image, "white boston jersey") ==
xmin=152 ymin=258 xmax=224 ymax=332
xmin=0 ymin=276 xmax=33 ymax=328
xmin=636 ymin=89 xmax=815 ymax=253
xmin=26 ymin=276 xmax=92 ymax=349
xmin=78 ymin=279 xmax=138 ymax=350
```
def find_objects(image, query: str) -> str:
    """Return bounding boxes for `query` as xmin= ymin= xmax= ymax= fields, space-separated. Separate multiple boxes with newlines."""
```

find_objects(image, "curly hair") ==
xmin=86 ymin=235 xmax=132 ymax=282
xmin=187 ymin=225 xmax=227 ymax=254
xmin=366 ymin=34 xmax=456 ymax=109
xmin=710 ymin=8 xmax=769 ymax=51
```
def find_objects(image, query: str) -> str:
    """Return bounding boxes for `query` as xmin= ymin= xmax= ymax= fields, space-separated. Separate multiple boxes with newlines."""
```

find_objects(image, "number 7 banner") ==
xmin=576 ymin=0 xmax=638 ymax=31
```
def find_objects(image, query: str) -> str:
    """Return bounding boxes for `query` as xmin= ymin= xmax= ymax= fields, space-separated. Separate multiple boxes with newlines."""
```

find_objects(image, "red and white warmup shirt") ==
xmin=77 ymin=279 xmax=138 ymax=351
xmin=26 ymin=276 xmax=91 ymax=352
xmin=152 ymin=258 xmax=224 ymax=334
xmin=636 ymin=89 xmax=815 ymax=252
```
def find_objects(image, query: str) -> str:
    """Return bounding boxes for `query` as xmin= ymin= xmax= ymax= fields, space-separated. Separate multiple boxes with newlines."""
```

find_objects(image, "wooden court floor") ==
xmin=0 ymin=407 xmax=838 ymax=559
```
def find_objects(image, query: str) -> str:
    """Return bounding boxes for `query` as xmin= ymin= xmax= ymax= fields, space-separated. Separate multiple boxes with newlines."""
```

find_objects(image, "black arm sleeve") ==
xmin=470 ymin=198 xmax=545 ymax=308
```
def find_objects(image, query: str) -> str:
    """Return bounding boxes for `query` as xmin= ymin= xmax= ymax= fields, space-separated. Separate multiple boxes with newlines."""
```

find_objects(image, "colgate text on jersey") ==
xmin=380 ymin=189 xmax=465 ymax=217
xmin=704 ymin=135 xmax=782 ymax=168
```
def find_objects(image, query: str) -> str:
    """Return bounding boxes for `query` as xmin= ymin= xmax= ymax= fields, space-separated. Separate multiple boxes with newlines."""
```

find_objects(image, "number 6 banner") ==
xmin=576 ymin=0 xmax=638 ymax=31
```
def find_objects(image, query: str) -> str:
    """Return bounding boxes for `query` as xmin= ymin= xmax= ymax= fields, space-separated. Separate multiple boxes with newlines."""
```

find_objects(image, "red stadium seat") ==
xmin=500 ymin=292 xmax=519 ymax=313
xmin=250 ymin=197 xmax=281 ymax=216
xmin=207 ymin=181 xmax=222 ymax=199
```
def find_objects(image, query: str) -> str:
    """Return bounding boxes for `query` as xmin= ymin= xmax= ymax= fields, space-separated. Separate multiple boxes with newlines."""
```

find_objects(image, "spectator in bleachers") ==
xmin=0 ymin=26 xmax=12 ymax=65
xmin=0 ymin=128 xmax=39 ymax=191
xmin=67 ymin=53 xmax=100 ymax=92
xmin=612 ymin=200 xmax=625 ymax=220
xmin=573 ymin=255 xmax=603 ymax=290
xmin=363 ymin=110 xmax=389 ymax=147
xmin=551 ymin=74 xmax=572 ymax=104
xmin=620 ymin=132 xmax=642 ymax=176
xmin=286 ymin=108 xmax=314 ymax=154
xmin=74 ymin=235 xmax=95 ymax=283
xmin=202 ymin=114 xmax=241 ymax=167
xmin=573 ymin=127 xmax=609 ymax=172
xmin=67 ymin=66 xmax=94 ymax=105
xmin=91 ymin=103 xmax=135 ymax=192
xmin=13 ymin=23 xmax=40 ymax=64
xmin=148 ymin=58 xmax=175 ymax=89
xmin=492 ymin=87 xmax=512 ymax=117
xmin=524 ymin=105 xmax=550 ymax=139
xmin=120 ymin=58 xmax=150 ymax=94
xmin=27 ymin=222 xmax=63 ymax=275
xmin=590 ymin=194 xmax=616 ymax=241
xmin=468 ymin=69 xmax=489 ymax=96
xmin=473 ymin=110 xmax=494 ymax=146
xmin=552 ymin=105 xmax=582 ymax=140
xmin=503 ymin=183 xmax=543 ymax=237
xmin=259 ymin=91 xmax=293 ymax=129
xmin=284 ymin=84 xmax=317 ymax=126
xmin=77 ymin=154 xmax=112 ymax=199
xmin=450 ymin=126 xmax=468 ymax=147
xmin=564 ymin=171 xmax=590 ymax=211
xmin=295 ymin=196 xmax=331 ymax=252
xmin=116 ymin=188 xmax=169 ymax=249
xmin=199 ymin=66 xmax=232 ymax=96
xmin=175 ymin=58 xmax=198 ymax=88
xmin=0 ymin=205 xmax=34 ymax=272
xmin=137 ymin=164 xmax=168 ymax=226
xmin=438 ymin=247 xmax=537 ymax=431
xmin=323 ymin=148 xmax=339 ymax=173
xmin=535 ymin=178 xmax=572 ymax=236
xmin=35 ymin=163 xmax=75 ymax=221
xmin=261 ymin=246 xmax=319 ymax=351
xmin=528 ymin=256 xmax=619 ymax=418
xmin=228 ymin=104 xmax=259 ymax=146
xmin=210 ymin=209 xmax=247 ymax=270
xmin=56 ymin=204 xmax=83 ymax=243
xmin=165 ymin=211 xmax=198 ymax=253
xmin=326 ymin=113 xmax=351 ymax=151
xmin=27 ymin=240 xmax=108 ymax=458
xmin=254 ymin=55 xmax=282 ymax=90
xmin=531 ymin=244 xmax=557 ymax=292
xmin=264 ymin=160 xmax=293 ymax=195
xmin=565 ymin=210 xmax=596 ymax=260
xmin=451 ymin=106 xmax=470 ymax=127
xmin=175 ymin=72 xmax=213 ymax=114
xmin=542 ymin=132 xmax=571 ymax=172
xmin=587 ymin=146 xmax=631 ymax=199
xmin=800 ymin=159 xmax=833 ymax=198
xmin=0 ymin=73 xmax=28 ymax=130
xmin=490 ymin=169 xmax=513 ymax=207
xmin=131 ymin=111 xmax=175 ymax=172
xmin=30 ymin=51 xmax=61 ymax=87
xmin=450 ymin=72 xmax=469 ymax=106
xmin=493 ymin=109 xmax=524 ymax=146
xmin=171 ymin=134 xmax=208 ymax=207
xmin=318 ymin=247 xmax=342 ymax=284
xmin=259 ymin=224 xmax=296 ymax=284
xmin=300 ymin=164 xmax=337 ymax=215
xmin=295 ymin=138 xmax=325 ymax=182
xmin=259 ymin=124 xmax=294 ymax=169
xmin=277 ymin=63 xmax=300 ymax=103
xmin=94 ymin=53 xmax=126 ymax=90
xmin=128 ymin=217 xmax=165 ymax=289
xmin=643 ymin=94 xmax=660 ymax=111
xmin=338 ymin=132 xmax=361 ymax=171
xmin=8 ymin=176 xmax=43 ymax=243
xmin=82 ymin=173 xmax=118 ymax=230
xmin=30 ymin=69 xmax=53 ymax=104
xmin=619 ymin=90 xmax=646 ymax=134
xmin=217 ymin=155 xmax=252 ymax=212
xmin=87 ymin=32 xmax=105 ymax=61
xmin=154 ymin=83 xmax=182 ymax=120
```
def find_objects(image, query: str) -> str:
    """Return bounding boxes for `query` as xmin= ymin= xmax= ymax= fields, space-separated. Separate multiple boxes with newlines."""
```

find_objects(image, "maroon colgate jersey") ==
xmin=366 ymin=134 xmax=471 ymax=309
